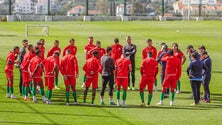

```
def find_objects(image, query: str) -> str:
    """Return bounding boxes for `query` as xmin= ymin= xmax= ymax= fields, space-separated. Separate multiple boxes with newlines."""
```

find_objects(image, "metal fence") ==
xmin=0 ymin=0 xmax=221 ymax=17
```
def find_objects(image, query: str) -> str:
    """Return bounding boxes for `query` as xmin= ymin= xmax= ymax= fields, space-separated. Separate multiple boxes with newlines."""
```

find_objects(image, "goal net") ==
xmin=26 ymin=25 xmax=49 ymax=37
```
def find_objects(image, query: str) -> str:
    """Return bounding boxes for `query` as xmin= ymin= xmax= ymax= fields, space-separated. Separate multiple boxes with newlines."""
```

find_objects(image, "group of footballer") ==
xmin=4 ymin=36 xmax=211 ymax=107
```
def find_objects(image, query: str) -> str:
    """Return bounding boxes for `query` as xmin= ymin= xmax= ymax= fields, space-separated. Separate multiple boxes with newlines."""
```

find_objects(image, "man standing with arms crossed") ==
xmin=100 ymin=47 xmax=115 ymax=105
xmin=123 ymin=36 xmax=136 ymax=90
xmin=60 ymin=50 xmax=79 ymax=106
xmin=63 ymin=38 xmax=77 ymax=56
xmin=140 ymin=52 xmax=158 ymax=107
xmin=47 ymin=40 xmax=61 ymax=90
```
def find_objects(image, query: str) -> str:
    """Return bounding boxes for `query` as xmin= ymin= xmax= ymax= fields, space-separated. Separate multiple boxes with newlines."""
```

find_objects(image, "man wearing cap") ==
xmin=123 ymin=36 xmax=136 ymax=90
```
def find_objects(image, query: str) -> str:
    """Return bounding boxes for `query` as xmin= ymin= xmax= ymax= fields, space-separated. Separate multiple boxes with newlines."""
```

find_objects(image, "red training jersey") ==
xmin=140 ymin=57 xmax=158 ymax=77
xmin=63 ymin=45 xmax=77 ymax=56
xmin=161 ymin=55 xmax=180 ymax=77
xmin=5 ymin=51 xmax=16 ymax=72
xmin=39 ymin=46 xmax=45 ymax=59
xmin=115 ymin=57 xmax=131 ymax=77
xmin=42 ymin=56 xmax=57 ymax=77
xmin=21 ymin=51 xmax=35 ymax=72
xmin=60 ymin=54 xmax=78 ymax=76
xmin=29 ymin=56 xmax=43 ymax=77
xmin=47 ymin=46 xmax=61 ymax=57
xmin=88 ymin=47 xmax=106 ymax=60
xmin=83 ymin=57 xmax=101 ymax=77
xmin=84 ymin=43 xmax=96 ymax=60
xmin=111 ymin=44 xmax=123 ymax=62
xmin=142 ymin=46 xmax=157 ymax=60
xmin=173 ymin=50 xmax=184 ymax=64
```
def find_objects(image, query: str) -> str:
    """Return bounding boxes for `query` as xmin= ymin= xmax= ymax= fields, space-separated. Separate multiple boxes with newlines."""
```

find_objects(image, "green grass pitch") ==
xmin=0 ymin=21 xmax=222 ymax=125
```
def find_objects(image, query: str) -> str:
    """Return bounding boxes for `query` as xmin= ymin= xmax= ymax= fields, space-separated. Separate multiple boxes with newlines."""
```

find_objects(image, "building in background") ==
xmin=35 ymin=0 xmax=56 ymax=15
xmin=116 ymin=4 xmax=133 ymax=16
xmin=14 ymin=0 xmax=34 ymax=14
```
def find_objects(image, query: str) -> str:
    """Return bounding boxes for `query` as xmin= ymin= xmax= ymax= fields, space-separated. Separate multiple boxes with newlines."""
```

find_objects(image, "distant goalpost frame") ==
xmin=26 ymin=25 xmax=49 ymax=37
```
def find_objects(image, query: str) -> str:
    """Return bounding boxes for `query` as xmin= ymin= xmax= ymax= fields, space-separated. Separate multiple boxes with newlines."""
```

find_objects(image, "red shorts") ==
xmin=5 ymin=70 xmax=13 ymax=79
xmin=140 ymin=76 xmax=155 ymax=91
xmin=32 ymin=77 xmax=43 ymax=83
xmin=116 ymin=77 xmax=128 ymax=89
xmin=64 ymin=76 xmax=76 ymax=86
xmin=162 ymin=75 xmax=177 ymax=89
xmin=22 ymin=72 xmax=31 ymax=83
xmin=45 ymin=77 xmax=54 ymax=88
xmin=85 ymin=75 xmax=98 ymax=89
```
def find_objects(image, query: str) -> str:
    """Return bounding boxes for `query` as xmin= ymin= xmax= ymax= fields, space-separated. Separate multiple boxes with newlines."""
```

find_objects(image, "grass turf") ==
xmin=0 ymin=21 xmax=222 ymax=125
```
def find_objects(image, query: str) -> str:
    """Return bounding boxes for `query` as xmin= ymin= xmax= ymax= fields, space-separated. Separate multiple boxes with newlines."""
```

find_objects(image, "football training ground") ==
xmin=0 ymin=21 xmax=222 ymax=125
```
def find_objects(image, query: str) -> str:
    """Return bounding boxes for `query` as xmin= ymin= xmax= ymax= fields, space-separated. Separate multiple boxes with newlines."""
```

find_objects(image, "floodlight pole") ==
xmin=124 ymin=0 xmax=126 ymax=16
xmin=48 ymin=0 xmax=51 ymax=15
xmin=162 ymin=0 xmax=164 ymax=17
xmin=86 ymin=0 xmax=89 ymax=16
xmin=9 ymin=0 xmax=12 ymax=15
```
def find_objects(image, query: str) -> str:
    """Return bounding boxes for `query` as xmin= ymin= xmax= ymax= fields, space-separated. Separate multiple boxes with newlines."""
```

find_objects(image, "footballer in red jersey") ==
xmin=140 ymin=52 xmax=158 ymax=106
xmin=42 ymin=52 xmax=60 ymax=104
xmin=20 ymin=44 xmax=35 ymax=100
xmin=172 ymin=43 xmax=186 ymax=94
xmin=115 ymin=54 xmax=132 ymax=107
xmin=110 ymin=38 xmax=123 ymax=62
xmin=156 ymin=50 xmax=180 ymax=106
xmin=88 ymin=40 xmax=106 ymax=60
xmin=83 ymin=51 xmax=102 ymax=106
xmin=60 ymin=50 xmax=79 ymax=105
xmin=47 ymin=40 xmax=61 ymax=90
xmin=29 ymin=50 xmax=46 ymax=103
xmin=5 ymin=46 xmax=20 ymax=99
xmin=63 ymin=38 xmax=77 ymax=56
xmin=142 ymin=39 xmax=157 ymax=60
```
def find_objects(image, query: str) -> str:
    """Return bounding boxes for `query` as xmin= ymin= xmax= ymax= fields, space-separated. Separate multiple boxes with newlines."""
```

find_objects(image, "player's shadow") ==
xmin=0 ymin=35 xmax=18 ymax=37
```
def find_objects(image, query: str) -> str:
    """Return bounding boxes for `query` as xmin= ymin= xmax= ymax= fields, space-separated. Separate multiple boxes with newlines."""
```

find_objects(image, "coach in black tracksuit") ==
xmin=187 ymin=52 xmax=208 ymax=105
xmin=123 ymin=36 xmax=136 ymax=90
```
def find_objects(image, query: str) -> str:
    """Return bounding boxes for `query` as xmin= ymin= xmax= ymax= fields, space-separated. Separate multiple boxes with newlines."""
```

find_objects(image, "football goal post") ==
xmin=26 ymin=25 xmax=49 ymax=37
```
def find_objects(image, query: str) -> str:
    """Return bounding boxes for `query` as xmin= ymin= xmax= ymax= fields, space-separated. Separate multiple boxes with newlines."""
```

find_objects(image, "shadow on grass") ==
xmin=0 ymin=35 xmax=18 ymax=37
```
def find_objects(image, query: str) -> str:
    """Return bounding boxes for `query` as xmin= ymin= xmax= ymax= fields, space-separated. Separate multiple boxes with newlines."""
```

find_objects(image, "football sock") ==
xmin=40 ymin=88 xmax=45 ymax=96
xmin=55 ymin=78 xmax=58 ymax=86
xmin=177 ymin=80 xmax=181 ymax=91
xmin=82 ymin=76 xmax=86 ymax=83
xmin=140 ymin=92 xmax=144 ymax=103
xmin=170 ymin=92 xmax=175 ymax=102
xmin=6 ymin=86 xmax=10 ymax=93
xmin=160 ymin=92 xmax=164 ymax=101
xmin=122 ymin=91 xmax=127 ymax=100
xmin=66 ymin=91 xmax=69 ymax=103
xmin=30 ymin=82 xmax=32 ymax=91
xmin=154 ymin=79 xmax=157 ymax=87
xmin=10 ymin=87 xmax=14 ymax=94
xmin=32 ymin=87 xmax=36 ymax=96
xmin=148 ymin=94 xmax=153 ymax=105
xmin=73 ymin=92 xmax=77 ymax=102
xmin=116 ymin=90 xmax=120 ymax=100
xmin=83 ymin=93 xmax=87 ymax=103
xmin=47 ymin=90 xmax=52 ymax=100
